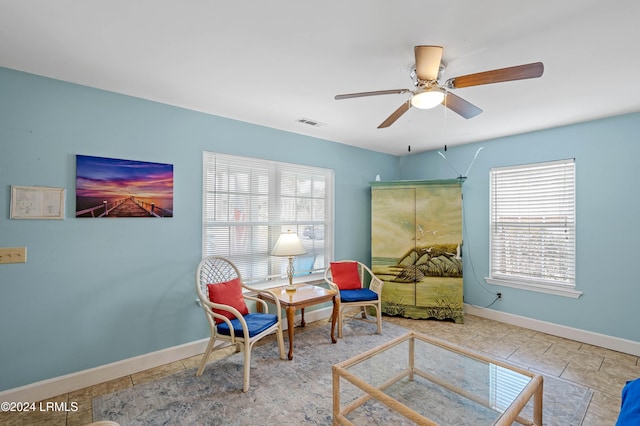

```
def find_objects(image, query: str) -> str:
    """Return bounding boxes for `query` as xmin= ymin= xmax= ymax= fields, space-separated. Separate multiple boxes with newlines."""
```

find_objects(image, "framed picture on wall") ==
xmin=75 ymin=155 xmax=174 ymax=218
xmin=10 ymin=185 xmax=65 ymax=219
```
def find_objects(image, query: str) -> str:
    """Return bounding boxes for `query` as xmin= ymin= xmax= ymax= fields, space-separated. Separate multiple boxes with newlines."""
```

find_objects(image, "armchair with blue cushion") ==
xmin=195 ymin=256 xmax=286 ymax=392
xmin=324 ymin=260 xmax=384 ymax=338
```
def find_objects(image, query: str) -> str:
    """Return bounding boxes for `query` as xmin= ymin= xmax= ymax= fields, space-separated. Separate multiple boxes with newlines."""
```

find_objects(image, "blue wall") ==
xmin=399 ymin=112 xmax=640 ymax=343
xmin=2 ymin=65 xmax=638 ymax=393
xmin=0 ymin=67 xmax=398 ymax=391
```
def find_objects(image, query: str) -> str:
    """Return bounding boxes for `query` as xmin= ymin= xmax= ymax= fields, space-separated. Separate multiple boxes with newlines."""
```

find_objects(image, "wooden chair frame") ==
xmin=324 ymin=260 xmax=384 ymax=338
xmin=195 ymin=256 xmax=286 ymax=392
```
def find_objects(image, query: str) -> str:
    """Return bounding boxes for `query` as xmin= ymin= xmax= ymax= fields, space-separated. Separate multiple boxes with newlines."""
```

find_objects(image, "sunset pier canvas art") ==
xmin=75 ymin=155 xmax=173 ymax=218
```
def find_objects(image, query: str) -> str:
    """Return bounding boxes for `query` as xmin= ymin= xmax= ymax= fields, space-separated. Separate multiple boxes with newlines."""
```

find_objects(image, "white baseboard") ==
xmin=8 ymin=305 xmax=634 ymax=404
xmin=0 ymin=307 xmax=333 ymax=403
xmin=465 ymin=304 xmax=640 ymax=356
xmin=0 ymin=338 xmax=211 ymax=404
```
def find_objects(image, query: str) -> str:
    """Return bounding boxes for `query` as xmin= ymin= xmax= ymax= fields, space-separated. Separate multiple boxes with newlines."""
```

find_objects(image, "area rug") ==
xmin=93 ymin=320 xmax=592 ymax=425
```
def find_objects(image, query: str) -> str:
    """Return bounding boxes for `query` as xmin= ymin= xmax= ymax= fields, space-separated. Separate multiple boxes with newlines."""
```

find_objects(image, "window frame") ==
xmin=202 ymin=151 xmax=334 ymax=288
xmin=485 ymin=159 xmax=581 ymax=298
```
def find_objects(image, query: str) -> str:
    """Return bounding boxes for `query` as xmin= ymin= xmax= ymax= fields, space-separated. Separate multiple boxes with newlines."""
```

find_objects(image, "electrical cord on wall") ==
xmin=461 ymin=191 xmax=503 ymax=309
xmin=468 ymin=294 xmax=501 ymax=310
xmin=437 ymin=145 xmax=500 ymax=309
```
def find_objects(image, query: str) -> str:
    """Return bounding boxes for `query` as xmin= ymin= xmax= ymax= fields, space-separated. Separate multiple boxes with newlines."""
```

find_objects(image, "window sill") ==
xmin=246 ymin=274 xmax=326 ymax=291
xmin=485 ymin=277 xmax=582 ymax=299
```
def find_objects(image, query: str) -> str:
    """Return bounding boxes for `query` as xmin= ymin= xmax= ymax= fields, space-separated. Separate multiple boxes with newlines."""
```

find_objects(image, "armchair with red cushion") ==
xmin=324 ymin=260 xmax=384 ymax=338
xmin=195 ymin=256 xmax=285 ymax=392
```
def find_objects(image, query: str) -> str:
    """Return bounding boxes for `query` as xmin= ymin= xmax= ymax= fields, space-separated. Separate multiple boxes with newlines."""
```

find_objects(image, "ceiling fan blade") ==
xmin=414 ymin=45 xmax=443 ymax=81
xmin=378 ymin=101 xmax=411 ymax=128
xmin=449 ymin=62 xmax=544 ymax=88
xmin=335 ymin=89 xmax=410 ymax=100
xmin=443 ymin=92 xmax=483 ymax=119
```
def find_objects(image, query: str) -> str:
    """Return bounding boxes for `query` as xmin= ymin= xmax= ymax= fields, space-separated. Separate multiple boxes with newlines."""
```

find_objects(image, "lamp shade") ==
xmin=271 ymin=231 xmax=307 ymax=257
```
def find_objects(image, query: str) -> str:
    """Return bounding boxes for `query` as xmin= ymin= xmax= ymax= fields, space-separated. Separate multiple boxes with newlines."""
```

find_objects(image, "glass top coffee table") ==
xmin=332 ymin=331 xmax=543 ymax=425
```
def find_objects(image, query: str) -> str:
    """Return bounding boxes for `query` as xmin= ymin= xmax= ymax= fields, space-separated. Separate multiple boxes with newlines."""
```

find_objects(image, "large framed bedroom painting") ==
xmin=75 ymin=155 xmax=174 ymax=218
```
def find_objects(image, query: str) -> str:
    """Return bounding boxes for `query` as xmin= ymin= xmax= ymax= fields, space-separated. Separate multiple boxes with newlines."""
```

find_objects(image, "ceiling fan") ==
xmin=335 ymin=45 xmax=544 ymax=128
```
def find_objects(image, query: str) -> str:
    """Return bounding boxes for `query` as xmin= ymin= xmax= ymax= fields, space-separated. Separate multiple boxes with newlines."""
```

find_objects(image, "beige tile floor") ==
xmin=1 ymin=314 xmax=636 ymax=425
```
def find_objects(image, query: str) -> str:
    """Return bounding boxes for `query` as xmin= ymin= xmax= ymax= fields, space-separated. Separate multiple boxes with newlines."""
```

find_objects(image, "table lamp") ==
xmin=271 ymin=230 xmax=307 ymax=292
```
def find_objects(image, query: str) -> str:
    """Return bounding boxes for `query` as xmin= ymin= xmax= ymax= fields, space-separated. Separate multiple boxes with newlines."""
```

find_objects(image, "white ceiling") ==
xmin=1 ymin=1 xmax=639 ymax=156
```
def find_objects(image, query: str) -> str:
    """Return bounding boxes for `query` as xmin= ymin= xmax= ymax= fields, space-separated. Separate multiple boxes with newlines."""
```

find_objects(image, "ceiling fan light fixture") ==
xmin=411 ymin=86 xmax=445 ymax=109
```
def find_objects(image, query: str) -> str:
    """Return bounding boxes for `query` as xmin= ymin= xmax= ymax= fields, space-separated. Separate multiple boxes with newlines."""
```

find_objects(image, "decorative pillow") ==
xmin=330 ymin=262 xmax=361 ymax=290
xmin=207 ymin=278 xmax=249 ymax=324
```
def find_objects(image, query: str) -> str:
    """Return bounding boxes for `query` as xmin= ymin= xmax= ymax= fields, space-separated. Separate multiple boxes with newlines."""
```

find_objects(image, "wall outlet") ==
xmin=0 ymin=247 xmax=27 ymax=264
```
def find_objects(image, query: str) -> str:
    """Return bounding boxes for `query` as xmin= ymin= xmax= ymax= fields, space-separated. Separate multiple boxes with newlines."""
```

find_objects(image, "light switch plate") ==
xmin=0 ymin=247 xmax=27 ymax=264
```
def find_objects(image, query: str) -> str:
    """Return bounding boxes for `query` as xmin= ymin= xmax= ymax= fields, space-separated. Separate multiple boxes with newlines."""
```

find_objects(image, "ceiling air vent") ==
xmin=295 ymin=117 xmax=325 ymax=127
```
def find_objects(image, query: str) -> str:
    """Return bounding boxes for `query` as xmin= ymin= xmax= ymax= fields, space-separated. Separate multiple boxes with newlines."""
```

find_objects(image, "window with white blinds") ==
xmin=202 ymin=151 xmax=334 ymax=285
xmin=488 ymin=159 xmax=578 ymax=297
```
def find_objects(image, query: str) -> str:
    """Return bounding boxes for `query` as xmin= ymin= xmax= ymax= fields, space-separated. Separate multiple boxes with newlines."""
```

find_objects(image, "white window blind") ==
xmin=489 ymin=159 xmax=576 ymax=292
xmin=202 ymin=151 xmax=334 ymax=285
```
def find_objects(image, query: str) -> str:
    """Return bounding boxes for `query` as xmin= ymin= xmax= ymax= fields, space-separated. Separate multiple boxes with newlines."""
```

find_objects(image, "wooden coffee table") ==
xmin=258 ymin=283 xmax=338 ymax=360
xmin=333 ymin=331 xmax=543 ymax=425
